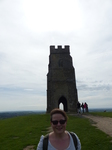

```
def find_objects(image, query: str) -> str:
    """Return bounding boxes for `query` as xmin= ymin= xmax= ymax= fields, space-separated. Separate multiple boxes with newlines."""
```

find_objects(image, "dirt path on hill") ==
xmin=23 ymin=145 xmax=35 ymax=150
xmin=83 ymin=114 xmax=112 ymax=137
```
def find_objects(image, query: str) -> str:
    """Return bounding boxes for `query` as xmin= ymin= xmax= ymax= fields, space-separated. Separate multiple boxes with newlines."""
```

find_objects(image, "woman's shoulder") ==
xmin=67 ymin=131 xmax=81 ymax=150
xmin=67 ymin=131 xmax=79 ymax=138
xmin=36 ymin=135 xmax=44 ymax=150
xmin=39 ymin=135 xmax=44 ymax=142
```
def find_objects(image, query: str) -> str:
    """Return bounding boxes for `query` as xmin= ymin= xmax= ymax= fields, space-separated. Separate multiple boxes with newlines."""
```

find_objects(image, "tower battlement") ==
xmin=50 ymin=45 xmax=70 ymax=54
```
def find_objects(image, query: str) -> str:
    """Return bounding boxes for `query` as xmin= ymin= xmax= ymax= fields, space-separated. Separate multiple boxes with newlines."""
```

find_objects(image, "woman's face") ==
xmin=51 ymin=113 xmax=67 ymax=135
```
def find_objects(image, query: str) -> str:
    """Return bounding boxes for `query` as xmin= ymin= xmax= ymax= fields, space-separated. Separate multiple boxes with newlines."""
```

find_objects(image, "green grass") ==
xmin=0 ymin=113 xmax=112 ymax=150
xmin=89 ymin=112 xmax=112 ymax=118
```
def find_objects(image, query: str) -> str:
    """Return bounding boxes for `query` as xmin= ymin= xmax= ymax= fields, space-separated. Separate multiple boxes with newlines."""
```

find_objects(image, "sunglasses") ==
xmin=51 ymin=120 xmax=66 ymax=125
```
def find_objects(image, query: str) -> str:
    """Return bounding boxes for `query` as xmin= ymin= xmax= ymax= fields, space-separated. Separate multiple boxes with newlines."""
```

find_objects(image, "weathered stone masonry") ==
xmin=47 ymin=45 xmax=78 ymax=113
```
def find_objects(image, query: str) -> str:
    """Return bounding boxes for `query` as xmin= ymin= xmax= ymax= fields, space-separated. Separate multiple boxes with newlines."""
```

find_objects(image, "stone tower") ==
xmin=47 ymin=45 xmax=78 ymax=113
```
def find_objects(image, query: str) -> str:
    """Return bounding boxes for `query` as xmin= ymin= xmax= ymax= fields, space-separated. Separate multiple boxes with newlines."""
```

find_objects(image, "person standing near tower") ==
xmin=81 ymin=103 xmax=84 ymax=113
xmin=77 ymin=101 xmax=81 ymax=114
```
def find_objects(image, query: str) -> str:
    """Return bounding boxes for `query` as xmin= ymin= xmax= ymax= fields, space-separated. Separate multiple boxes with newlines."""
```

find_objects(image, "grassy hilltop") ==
xmin=0 ymin=112 xmax=112 ymax=150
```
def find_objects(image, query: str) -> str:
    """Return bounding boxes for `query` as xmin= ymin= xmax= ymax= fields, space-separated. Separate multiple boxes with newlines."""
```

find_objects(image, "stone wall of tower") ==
xmin=47 ymin=45 xmax=78 ymax=113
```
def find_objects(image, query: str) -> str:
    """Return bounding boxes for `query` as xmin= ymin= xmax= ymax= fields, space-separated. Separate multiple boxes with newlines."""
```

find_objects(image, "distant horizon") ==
xmin=0 ymin=107 xmax=112 ymax=113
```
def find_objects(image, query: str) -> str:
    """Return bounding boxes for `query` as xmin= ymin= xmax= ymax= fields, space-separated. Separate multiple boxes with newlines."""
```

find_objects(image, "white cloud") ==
xmin=22 ymin=0 xmax=82 ymax=32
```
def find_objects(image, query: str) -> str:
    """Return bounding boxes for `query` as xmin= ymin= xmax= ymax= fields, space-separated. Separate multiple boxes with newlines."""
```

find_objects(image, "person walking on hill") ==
xmin=85 ymin=102 xmax=89 ymax=112
xmin=81 ymin=103 xmax=84 ymax=113
xmin=77 ymin=101 xmax=81 ymax=114
xmin=37 ymin=108 xmax=81 ymax=150
xmin=84 ymin=102 xmax=88 ymax=113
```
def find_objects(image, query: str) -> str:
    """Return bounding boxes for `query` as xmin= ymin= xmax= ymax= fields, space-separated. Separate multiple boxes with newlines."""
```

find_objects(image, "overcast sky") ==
xmin=0 ymin=0 xmax=112 ymax=112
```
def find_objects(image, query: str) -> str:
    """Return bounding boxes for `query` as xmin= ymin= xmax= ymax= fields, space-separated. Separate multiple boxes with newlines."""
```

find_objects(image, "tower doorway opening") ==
xmin=58 ymin=96 xmax=68 ymax=112
xmin=59 ymin=103 xmax=64 ymax=110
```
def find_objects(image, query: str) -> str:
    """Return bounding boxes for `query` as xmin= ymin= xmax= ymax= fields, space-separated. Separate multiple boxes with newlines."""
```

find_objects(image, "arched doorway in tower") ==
xmin=58 ymin=96 xmax=68 ymax=112
xmin=59 ymin=103 xmax=64 ymax=110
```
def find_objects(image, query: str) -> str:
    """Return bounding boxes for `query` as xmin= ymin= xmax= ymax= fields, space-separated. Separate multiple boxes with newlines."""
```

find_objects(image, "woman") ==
xmin=37 ymin=108 xmax=81 ymax=150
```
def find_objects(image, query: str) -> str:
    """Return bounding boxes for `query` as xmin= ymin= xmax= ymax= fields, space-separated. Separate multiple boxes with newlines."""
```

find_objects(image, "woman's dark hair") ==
xmin=50 ymin=108 xmax=68 ymax=121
